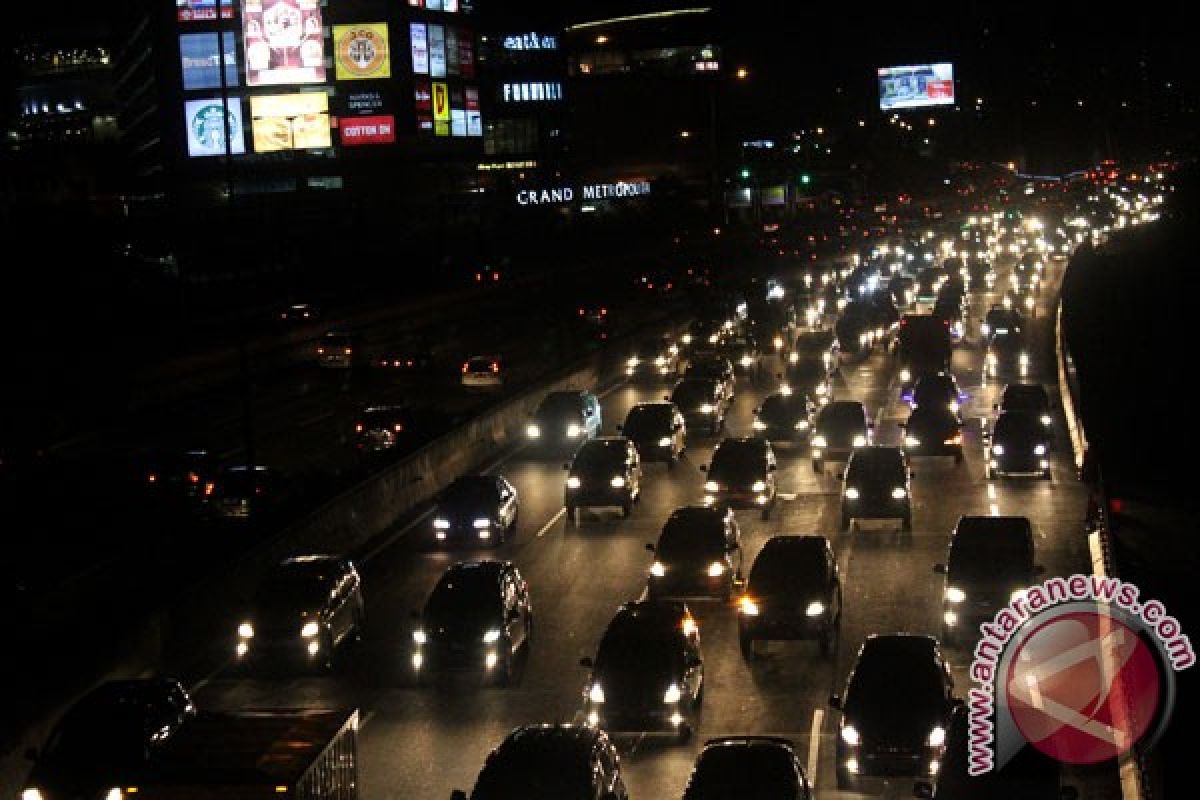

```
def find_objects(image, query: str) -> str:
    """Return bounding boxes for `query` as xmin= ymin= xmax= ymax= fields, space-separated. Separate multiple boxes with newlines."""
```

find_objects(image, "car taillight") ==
xmin=317 ymin=347 xmax=325 ymax=354
xmin=204 ymin=482 xmax=215 ymax=496
xmin=188 ymin=472 xmax=200 ymax=484
xmin=355 ymin=423 xmax=363 ymax=433
xmin=493 ymin=272 xmax=500 ymax=281
xmin=344 ymin=348 xmax=352 ymax=355
xmin=147 ymin=473 xmax=157 ymax=483
xmin=491 ymin=362 xmax=500 ymax=373
xmin=394 ymin=424 xmax=404 ymax=432
xmin=462 ymin=363 xmax=469 ymax=373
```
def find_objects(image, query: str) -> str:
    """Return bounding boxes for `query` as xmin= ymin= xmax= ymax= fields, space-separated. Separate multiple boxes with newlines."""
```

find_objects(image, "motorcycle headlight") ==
xmin=589 ymin=683 xmax=606 ymax=704
xmin=841 ymin=724 xmax=861 ymax=746
xmin=891 ymin=487 xmax=908 ymax=499
xmin=483 ymin=629 xmax=501 ymax=644
xmin=238 ymin=622 xmax=255 ymax=639
xmin=844 ymin=487 xmax=860 ymax=499
xmin=433 ymin=518 xmax=451 ymax=530
xmin=658 ymin=436 xmax=673 ymax=447
xmin=752 ymin=480 xmax=767 ymax=492
xmin=853 ymin=435 xmax=867 ymax=447
xmin=301 ymin=621 xmax=320 ymax=638
xmin=663 ymin=683 xmax=683 ymax=704
xmin=650 ymin=561 xmax=666 ymax=577
xmin=707 ymin=562 xmax=726 ymax=577
xmin=566 ymin=476 xmax=582 ymax=489
xmin=805 ymin=601 xmax=825 ymax=617
xmin=945 ymin=587 xmax=966 ymax=604
xmin=610 ymin=476 xmax=627 ymax=488
xmin=928 ymin=726 xmax=946 ymax=747
xmin=566 ymin=424 xmax=582 ymax=438
xmin=473 ymin=518 xmax=491 ymax=529
xmin=704 ymin=480 xmax=720 ymax=492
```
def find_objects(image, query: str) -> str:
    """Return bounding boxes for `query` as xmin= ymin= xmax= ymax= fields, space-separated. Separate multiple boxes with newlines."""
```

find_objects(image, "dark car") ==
xmin=835 ymin=301 xmax=878 ymax=358
xmin=682 ymin=736 xmax=813 ymax=800
xmin=647 ymin=506 xmax=743 ymax=600
xmin=986 ymin=410 xmax=1051 ymax=479
xmin=791 ymin=329 xmax=840 ymax=376
xmin=684 ymin=352 xmax=736 ymax=401
xmin=316 ymin=330 xmax=364 ymax=369
xmin=451 ymin=724 xmax=628 ymax=800
xmin=210 ymin=464 xmax=279 ymax=520
xmin=22 ymin=679 xmax=196 ymax=800
xmin=841 ymin=445 xmax=913 ymax=531
xmin=701 ymin=436 xmax=778 ymax=519
xmin=914 ymin=705 xmax=1074 ymax=800
xmin=580 ymin=601 xmax=704 ymax=741
xmin=354 ymin=405 xmax=412 ymax=455
xmin=737 ymin=535 xmax=841 ymax=658
xmin=680 ymin=318 xmax=726 ymax=351
xmin=669 ymin=378 xmax=729 ymax=435
xmin=278 ymin=302 xmax=318 ymax=323
xmin=619 ymin=402 xmax=686 ymax=464
xmin=896 ymin=315 xmax=952 ymax=392
xmin=811 ymin=400 xmax=872 ymax=472
xmin=718 ymin=332 xmax=761 ymax=377
xmin=901 ymin=405 xmax=964 ymax=464
xmin=909 ymin=371 xmax=967 ymax=415
xmin=832 ymin=634 xmax=958 ymax=791
xmin=984 ymin=327 xmax=1030 ymax=380
xmin=525 ymin=390 xmax=602 ymax=450
xmin=995 ymin=383 xmax=1053 ymax=430
xmin=564 ymin=437 xmax=643 ymax=523
xmin=430 ymin=475 xmax=519 ymax=546
xmin=410 ymin=560 xmax=533 ymax=686
xmin=936 ymin=516 xmax=1041 ymax=645
xmin=235 ymin=555 xmax=364 ymax=670
xmin=980 ymin=305 xmax=1023 ymax=343
xmin=376 ymin=335 xmax=434 ymax=373
xmin=778 ymin=356 xmax=832 ymax=406
xmin=142 ymin=447 xmax=216 ymax=508
xmin=965 ymin=257 xmax=995 ymax=292
xmin=625 ymin=336 xmax=679 ymax=382
xmin=752 ymin=389 xmax=814 ymax=441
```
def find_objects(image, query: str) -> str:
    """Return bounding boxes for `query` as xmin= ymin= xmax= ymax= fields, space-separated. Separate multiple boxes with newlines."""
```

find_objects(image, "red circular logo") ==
xmin=1006 ymin=610 xmax=1161 ymax=764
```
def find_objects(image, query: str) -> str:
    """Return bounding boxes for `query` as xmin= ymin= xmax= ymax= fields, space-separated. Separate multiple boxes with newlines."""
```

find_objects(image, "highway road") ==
xmin=191 ymin=253 xmax=1121 ymax=798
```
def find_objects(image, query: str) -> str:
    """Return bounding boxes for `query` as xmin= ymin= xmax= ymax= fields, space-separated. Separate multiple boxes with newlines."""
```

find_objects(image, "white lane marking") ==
xmin=537 ymin=508 xmax=566 ymax=538
xmin=807 ymin=708 xmax=824 ymax=786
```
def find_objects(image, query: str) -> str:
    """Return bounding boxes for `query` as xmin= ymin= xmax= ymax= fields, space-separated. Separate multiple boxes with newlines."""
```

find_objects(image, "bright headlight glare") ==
xmin=1041 ymin=414 xmax=1053 ymax=426
xmin=238 ymin=622 xmax=255 ymax=639
xmin=928 ymin=726 xmax=946 ymax=747
xmin=900 ymin=369 xmax=911 ymax=382
xmin=610 ymin=476 xmax=626 ymax=488
xmin=805 ymin=601 xmax=825 ymax=617
xmin=301 ymin=621 xmax=320 ymax=638
xmin=589 ymin=684 xmax=606 ymax=704
xmin=663 ymin=683 xmax=683 ymax=704
xmin=483 ymin=629 xmax=501 ymax=644
xmin=22 ymin=789 xmax=45 ymax=800
xmin=566 ymin=424 xmax=582 ymax=437
xmin=626 ymin=357 xmax=639 ymax=367
xmin=752 ymin=419 xmax=767 ymax=430
xmin=945 ymin=587 xmax=966 ymax=604
xmin=841 ymin=724 xmax=861 ymax=746
xmin=1034 ymin=444 xmax=1047 ymax=455
xmin=707 ymin=561 xmax=726 ymax=577
xmin=650 ymin=561 xmax=666 ymax=577
xmin=891 ymin=487 xmax=908 ymax=499
xmin=741 ymin=356 xmax=754 ymax=367
xmin=566 ymin=476 xmax=582 ymax=489
xmin=991 ymin=444 xmax=1005 ymax=455
xmin=105 ymin=789 xmax=123 ymax=800
xmin=752 ymin=480 xmax=767 ymax=492
xmin=813 ymin=435 xmax=827 ymax=448
xmin=739 ymin=597 xmax=759 ymax=615
xmin=844 ymin=487 xmax=860 ymax=499
xmin=704 ymin=480 xmax=720 ymax=492
xmin=525 ymin=424 xmax=540 ymax=438
xmin=795 ymin=420 xmax=809 ymax=430
xmin=853 ymin=435 xmax=867 ymax=447
xmin=433 ymin=518 xmax=450 ymax=530
xmin=473 ymin=518 xmax=490 ymax=529
xmin=658 ymin=436 xmax=673 ymax=447
xmin=412 ymin=629 xmax=427 ymax=644
xmin=700 ymin=403 xmax=715 ymax=414
xmin=905 ymin=436 xmax=920 ymax=447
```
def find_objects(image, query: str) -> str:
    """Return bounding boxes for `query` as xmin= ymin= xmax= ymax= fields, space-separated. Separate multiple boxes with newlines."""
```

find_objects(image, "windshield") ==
xmin=688 ymin=746 xmax=798 ymax=798
xmin=596 ymin=624 xmax=684 ymax=673
xmin=572 ymin=441 xmax=627 ymax=472
xmin=536 ymin=393 xmax=582 ymax=418
xmin=846 ymin=449 xmax=905 ymax=482
xmin=817 ymin=403 xmax=864 ymax=429
xmin=256 ymin=568 xmax=329 ymax=611
xmin=710 ymin=442 xmax=765 ymax=480
xmin=624 ymin=405 xmax=673 ymax=434
xmin=42 ymin=705 xmax=151 ymax=767
xmin=846 ymin=643 xmax=943 ymax=717
xmin=750 ymin=543 xmax=825 ymax=595
xmin=949 ymin=529 xmax=1031 ymax=583
xmin=995 ymin=412 xmax=1043 ymax=439
xmin=441 ymin=478 xmax=497 ymax=508
xmin=426 ymin=571 xmax=500 ymax=626
xmin=672 ymin=381 xmax=713 ymax=405
xmin=658 ymin=518 xmax=725 ymax=561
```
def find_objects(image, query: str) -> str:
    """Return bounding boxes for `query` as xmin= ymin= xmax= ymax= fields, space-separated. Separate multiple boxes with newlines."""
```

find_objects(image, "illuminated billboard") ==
xmin=429 ymin=24 xmax=447 ymax=77
xmin=878 ymin=63 xmax=955 ymax=111
xmin=243 ymin=0 xmax=326 ymax=87
xmin=177 ymin=0 xmax=233 ymax=22
xmin=180 ymin=32 xmax=238 ymax=90
xmin=340 ymin=116 xmax=395 ymax=146
xmin=334 ymin=24 xmax=391 ymax=81
xmin=184 ymin=97 xmax=246 ymax=157
xmin=250 ymin=92 xmax=331 ymax=151
xmin=409 ymin=23 xmax=429 ymax=74
xmin=432 ymin=81 xmax=450 ymax=136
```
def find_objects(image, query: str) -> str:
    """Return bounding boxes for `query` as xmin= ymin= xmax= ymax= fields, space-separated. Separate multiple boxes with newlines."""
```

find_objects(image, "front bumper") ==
xmin=411 ymin=642 xmax=503 ymax=673
xmin=649 ymin=573 xmax=729 ymax=598
xmin=584 ymin=703 xmax=690 ymax=733
xmin=989 ymin=455 xmax=1049 ymax=476
xmin=739 ymin=610 xmax=827 ymax=640
xmin=703 ymin=489 xmax=771 ymax=509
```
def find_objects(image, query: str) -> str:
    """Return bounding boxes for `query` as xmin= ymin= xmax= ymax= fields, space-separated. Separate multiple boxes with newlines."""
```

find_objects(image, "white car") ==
xmin=462 ymin=355 xmax=504 ymax=390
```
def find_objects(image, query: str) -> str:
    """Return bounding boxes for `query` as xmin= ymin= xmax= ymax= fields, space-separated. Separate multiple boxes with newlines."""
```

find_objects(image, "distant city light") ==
xmin=736 ymin=67 xmax=749 ymax=80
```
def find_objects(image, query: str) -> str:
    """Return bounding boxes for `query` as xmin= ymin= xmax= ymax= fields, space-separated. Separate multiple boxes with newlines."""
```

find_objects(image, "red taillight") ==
xmin=355 ymin=423 xmax=363 ymax=433
xmin=462 ymin=363 xmax=469 ymax=373
xmin=491 ymin=362 xmax=500 ymax=373
xmin=147 ymin=473 xmax=157 ymax=483
xmin=188 ymin=472 xmax=200 ymax=484
xmin=317 ymin=347 xmax=325 ymax=354
xmin=1108 ymin=498 xmax=1124 ymax=514
xmin=578 ymin=308 xmax=585 ymax=316
xmin=394 ymin=424 xmax=404 ymax=432
xmin=344 ymin=348 xmax=352 ymax=355
xmin=406 ymin=359 xmax=414 ymax=367
xmin=600 ymin=308 xmax=607 ymax=316
xmin=493 ymin=272 xmax=500 ymax=281
xmin=204 ymin=482 xmax=215 ymax=496
xmin=475 ymin=272 xmax=483 ymax=282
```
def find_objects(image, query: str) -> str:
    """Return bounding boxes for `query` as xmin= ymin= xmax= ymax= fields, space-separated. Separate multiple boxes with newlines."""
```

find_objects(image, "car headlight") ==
xmin=991 ymin=444 xmax=1005 ymax=455
xmin=566 ymin=424 xmax=582 ymax=438
xmin=1019 ymin=353 xmax=1030 ymax=366
xmin=789 ymin=352 xmax=799 ymax=364
xmin=752 ymin=419 xmax=767 ymax=430
xmin=704 ymin=480 xmax=720 ymax=492
xmin=795 ymin=419 xmax=809 ymax=430
xmin=700 ymin=403 xmax=715 ymax=414
xmin=301 ymin=621 xmax=320 ymax=638
xmin=945 ymin=587 xmax=966 ymax=604
xmin=740 ymin=355 xmax=754 ymax=367
xmin=650 ymin=561 xmax=666 ymax=577
xmin=566 ymin=476 xmax=582 ymax=489
xmin=589 ymin=684 xmax=606 ymax=704
xmin=626 ymin=357 xmax=640 ymax=367
xmin=1034 ymin=444 xmax=1047 ymax=455
xmin=610 ymin=476 xmax=627 ymax=488
xmin=812 ymin=435 xmax=827 ymax=448
xmin=738 ymin=596 xmax=759 ymax=615
xmin=948 ymin=401 xmax=960 ymax=413
xmin=900 ymin=369 xmax=911 ymax=382
xmin=21 ymin=789 xmax=45 ymax=800
xmin=708 ymin=334 xmax=720 ymax=344
xmin=655 ymin=356 xmax=667 ymax=367
xmin=526 ymin=424 xmax=541 ymax=439
xmin=928 ymin=726 xmax=946 ymax=748
xmin=663 ymin=683 xmax=683 ymax=704
xmin=707 ymin=561 xmax=726 ymax=577
xmin=238 ymin=622 xmax=255 ymax=639
xmin=1041 ymin=414 xmax=1053 ymax=426
xmin=412 ymin=629 xmax=427 ymax=644
xmin=853 ymin=435 xmax=867 ymax=447
xmin=806 ymin=601 xmax=825 ymax=617
xmin=433 ymin=518 xmax=451 ymax=530
xmin=473 ymin=518 xmax=491 ymax=529
xmin=980 ymin=323 xmax=990 ymax=336
xmin=752 ymin=480 xmax=767 ymax=492
xmin=816 ymin=383 xmax=828 ymax=396
xmin=682 ymin=334 xmax=693 ymax=344
xmin=844 ymin=487 xmax=860 ymax=499
xmin=905 ymin=435 xmax=920 ymax=447
xmin=483 ymin=629 xmax=501 ymax=644
xmin=841 ymin=724 xmax=861 ymax=746
xmin=891 ymin=487 xmax=908 ymax=499
xmin=658 ymin=436 xmax=673 ymax=447
xmin=104 ymin=789 xmax=123 ymax=800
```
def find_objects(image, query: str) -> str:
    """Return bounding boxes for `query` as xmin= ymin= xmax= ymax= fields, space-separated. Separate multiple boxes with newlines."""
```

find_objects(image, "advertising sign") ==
xmin=180 ymin=32 xmax=238 ymax=90
xmin=432 ymin=81 xmax=450 ymax=136
xmin=243 ymin=0 xmax=326 ymax=87
xmin=177 ymin=0 xmax=233 ymax=22
xmin=458 ymin=29 xmax=475 ymax=78
xmin=184 ymin=97 xmax=246 ymax=157
xmin=877 ymin=63 xmax=955 ymax=111
xmin=334 ymin=24 xmax=391 ymax=81
xmin=340 ymin=115 xmax=395 ymax=146
xmin=465 ymin=87 xmax=481 ymax=137
xmin=414 ymin=80 xmax=433 ymax=132
xmin=409 ymin=23 xmax=429 ymax=75
xmin=502 ymin=32 xmax=557 ymax=51
xmin=501 ymin=81 xmax=562 ymax=103
xmin=428 ymin=24 xmax=447 ymax=78
xmin=249 ymin=92 xmax=331 ymax=151
xmin=451 ymin=108 xmax=466 ymax=137
xmin=445 ymin=27 xmax=459 ymax=77
xmin=346 ymin=90 xmax=384 ymax=116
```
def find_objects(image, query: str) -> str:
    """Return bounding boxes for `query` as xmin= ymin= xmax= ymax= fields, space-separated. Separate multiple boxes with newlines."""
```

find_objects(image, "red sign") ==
xmin=927 ymin=80 xmax=954 ymax=99
xmin=340 ymin=115 xmax=396 ymax=146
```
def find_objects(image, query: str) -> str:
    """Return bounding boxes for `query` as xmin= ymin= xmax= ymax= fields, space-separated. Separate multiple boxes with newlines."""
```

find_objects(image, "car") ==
xmin=888 ymin=273 xmax=917 ymax=308
xmin=896 ymin=314 xmax=952 ymax=394
xmin=376 ymin=335 xmax=434 ymax=373
xmin=430 ymin=475 xmax=519 ymax=546
xmin=525 ymin=390 xmax=602 ymax=450
xmin=353 ymin=405 xmax=411 ymax=455
xmin=682 ymin=736 xmax=813 ymax=800
xmin=22 ymin=679 xmax=196 ymax=800
xmin=936 ymin=516 xmax=1042 ymax=645
xmin=210 ymin=464 xmax=278 ymax=520
xmin=736 ymin=535 xmax=841 ymax=658
xmin=717 ymin=332 xmax=762 ymax=377
xmin=980 ymin=305 xmax=1023 ymax=344
xmin=778 ymin=356 xmax=832 ymax=405
xmin=831 ymin=634 xmax=958 ymax=791
xmin=450 ymin=725 xmax=628 ymax=800
xmin=752 ymin=388 xmax=814 ymax=441
xmin=564 ymin=437 xmax=642 ymax=522
xmin=914 ymin=267 xmax=945 ymax=311
xmin=235 ymin=555 xmax=364 ymax=670
xmin=683 ymin=352 xmax=736 ymax=401
xmin=580 ymin=600 xmax=704 ymax=741
xmin=575 ymin=304 xmax=612 ymax=341
xmin=278 ymin=302 xmax=318 ymax=323
xmin=647 ymin=505 xmax=743 ymax=600
xmin=669 ymin=378 xmax=729 ymax=435
xmin=909 ymin=371 xmax=968 ymax=415
xmin=835 ymin=301 xmax=879 ymax=358
xmin=901 ymin=405 xmax=964 ymax=464
xmin=625 ymin=336 xmax=679 ymax=381
xmin=994 ymin=382 xmax=1052 ymax=422
xmin=790 ymin=328 xmax=840 ymax=375
xmin=1017 ymin=251 xmax=1045 ymax=276
xmin=316 ymin=330 xmax=363 ymax=369
xmin=913 ymin=705 xmax=1075 ymax=800
xmin=985 ymin=410 xmax=1052 ymax=479
xmin=679 ymin=318 xmax=727 ymax=351
xmin=410 ymin=560 xmax=533 ymax=686
xmin=461 ymin=354 xmax=505 ymax=390
xmin=841 ymin=445 xmax=913 ymax=531
xmin=618 ymin=402 xmax=686 ymax=464
xmin=142 ymin=447 xmax=216 ymax=508
xmin=965 ymin=257 xmax=995 ymax=292
xmin=984 ymin=327 xmax=1030 ymax=380
xmin=701 ymin=436 xmax=778 ymax=519
xmin=811 ymin=400 xmax=872 ymax=472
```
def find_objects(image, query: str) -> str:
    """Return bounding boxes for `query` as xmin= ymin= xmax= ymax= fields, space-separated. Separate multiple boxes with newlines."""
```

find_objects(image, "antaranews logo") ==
xmin=968 ymin=574 xmax=1194 ymax=775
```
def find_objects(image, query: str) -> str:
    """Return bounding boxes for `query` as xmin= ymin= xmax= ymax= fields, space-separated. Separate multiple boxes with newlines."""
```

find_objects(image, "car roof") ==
xmin=859 ymin=632 xmax=938 ymax=660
